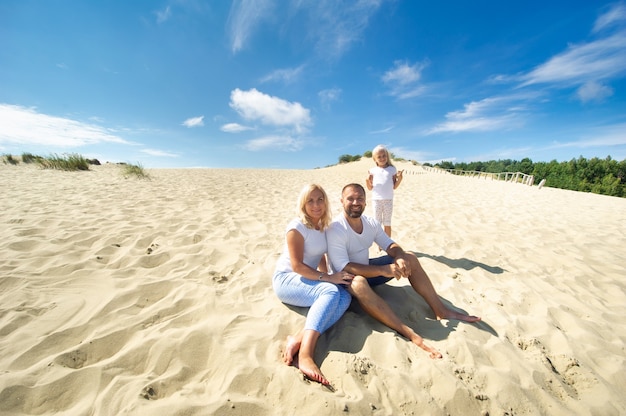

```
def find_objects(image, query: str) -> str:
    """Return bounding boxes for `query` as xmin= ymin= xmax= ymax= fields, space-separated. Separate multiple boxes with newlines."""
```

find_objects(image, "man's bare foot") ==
xmin=297 ymin=356 xmax=330 ymax=386
xmin=438 ymin=310 xmax=481 ymax=323
xmin=282 ymin=335 xmax=301 ymax=366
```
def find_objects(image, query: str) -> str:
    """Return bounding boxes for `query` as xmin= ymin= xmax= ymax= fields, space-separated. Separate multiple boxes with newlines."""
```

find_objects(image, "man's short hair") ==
xmin=342 ymin=183 xmax=365 ymax=195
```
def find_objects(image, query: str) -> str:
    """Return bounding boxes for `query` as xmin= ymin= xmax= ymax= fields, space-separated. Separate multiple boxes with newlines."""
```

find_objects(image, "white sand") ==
xmin=1 ymin=159 xmax=625 ymax=415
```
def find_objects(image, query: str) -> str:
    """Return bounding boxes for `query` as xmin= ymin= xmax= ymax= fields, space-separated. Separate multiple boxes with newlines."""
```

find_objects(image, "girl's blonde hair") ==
xmin=372 ymin=144 xmax=394 ymax=167
xmin=296 ymin=184 xmax=332 ymax=230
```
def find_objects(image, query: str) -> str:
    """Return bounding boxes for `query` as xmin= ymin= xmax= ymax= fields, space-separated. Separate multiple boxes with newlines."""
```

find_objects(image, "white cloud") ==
xmin=227 ymin=0 xmax=387 ymax=58
xmin=428 ymin=116 xmax=515 ymax=134
xmin=229 ymin=88 xmax=312 ymax=133
xmin=520 ymin=34 xmax=626 ymax=87
xmin=155 ymin=6 xmax=172 ymax=24
xmin=593 ymin=3 xmax=626 ymax=33
xmin=182 ymin=116 xmax=205 ymax=128
xmin=446 ymin=99 xmax=498 ymax=119
xmin=382 ymin=60 xmax=429 ymax=99
xmin=387 ymin=146 xmax=431 ymax=162
xmin=261 ymin=65 xmax=305 ymax=83
xmin=318 ymin=88 xmax=342 ymax=110
xmin=382 ymin=60 xmax=424 ymax=85
xmin=427 ymin=96 xmax=525 ymax=134
xmin=227 ymin=0 xmax=274 ymax=53
xmin=547 ymin=123 xmax=626 ymax=149
xmin=243 ymin=135 xmax=303 ymax=151
xmin=369 ymin=126 xmax=394 ymax=134
xmin=298 ymin=0 xmax=386 ymax=59
xmin=220 ymin=123 xmax=254 ymax=133
xmin=396 ymin=86 xmax=427 ymax=100
xmin=0 ymin=104 xmax=131 ymax=147
xmin=577 ymin=80 xmax=614 ymax=103
xmin=141 ymin=148 xmax=180 ymax=157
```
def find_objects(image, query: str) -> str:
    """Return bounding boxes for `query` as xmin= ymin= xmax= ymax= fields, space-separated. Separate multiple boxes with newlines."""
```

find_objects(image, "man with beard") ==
xmin=326 ymin=183 xmax=481 ymax=359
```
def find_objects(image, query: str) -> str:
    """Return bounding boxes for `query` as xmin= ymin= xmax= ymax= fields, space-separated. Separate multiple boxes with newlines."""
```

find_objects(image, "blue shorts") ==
xmin=367 ymin=255 xmax=394 ymax=286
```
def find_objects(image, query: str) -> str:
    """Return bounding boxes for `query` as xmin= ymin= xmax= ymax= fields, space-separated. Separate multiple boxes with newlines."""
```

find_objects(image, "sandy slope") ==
xmin=1 ymin=159 xmax=625 ymax=415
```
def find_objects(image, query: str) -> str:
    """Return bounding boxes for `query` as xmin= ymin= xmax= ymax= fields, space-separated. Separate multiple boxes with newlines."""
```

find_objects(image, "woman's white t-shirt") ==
xmin=274 ymin=218 xmax=327 ymax=273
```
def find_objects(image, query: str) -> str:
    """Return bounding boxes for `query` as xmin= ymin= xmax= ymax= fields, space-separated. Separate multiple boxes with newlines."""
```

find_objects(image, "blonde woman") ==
xmin=273 ymin=184 xmax=354 ymax=387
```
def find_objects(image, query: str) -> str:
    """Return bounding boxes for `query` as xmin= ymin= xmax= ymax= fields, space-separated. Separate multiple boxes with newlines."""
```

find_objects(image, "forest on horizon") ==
xmin=338 ymin=153 xmax=626 ymax=198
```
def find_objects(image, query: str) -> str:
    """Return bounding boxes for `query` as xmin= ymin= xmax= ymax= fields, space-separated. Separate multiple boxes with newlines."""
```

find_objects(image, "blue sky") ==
xmin=1 ymin=1 xmax=626 ymax=169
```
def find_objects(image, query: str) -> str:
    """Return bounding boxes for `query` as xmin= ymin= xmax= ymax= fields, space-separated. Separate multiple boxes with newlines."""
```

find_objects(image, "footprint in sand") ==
xmin=54 ymin=349 xmax=87 ymax=369
xmin=141 ymin=385 xmax=158 ymax=400
xmin=512 ymin=335 xmax=597 ymax=399
xmin=146 ymin=243 xmax=159 ymax=254
xmin=453 ymin=366 xmax=490 ymax=402
xmin=209 ymin=271 xmax=228 ymax=283
xmin=351 ymin=355 xmax=375 ymax=385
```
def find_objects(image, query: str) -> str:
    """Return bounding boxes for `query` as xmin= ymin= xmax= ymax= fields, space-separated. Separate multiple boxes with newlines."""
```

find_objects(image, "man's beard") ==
xmin=345 ymin=206 xmax=363 ymax=218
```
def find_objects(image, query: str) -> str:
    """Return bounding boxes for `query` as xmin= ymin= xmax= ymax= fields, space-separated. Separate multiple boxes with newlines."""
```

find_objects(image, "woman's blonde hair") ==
xmin=372 ymin=144 xmax=394 ymax=167
xmin=296 ymin=184 xmax=332 ymax=230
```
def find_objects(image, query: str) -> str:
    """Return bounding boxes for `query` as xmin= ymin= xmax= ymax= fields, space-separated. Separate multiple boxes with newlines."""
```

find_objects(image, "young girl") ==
xmin=365 ymin=145 xmax=403 ymax=238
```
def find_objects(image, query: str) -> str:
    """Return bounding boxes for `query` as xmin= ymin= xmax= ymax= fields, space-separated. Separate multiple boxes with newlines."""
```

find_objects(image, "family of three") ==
xmin=272 ymin=182 xmax=481 ymax=388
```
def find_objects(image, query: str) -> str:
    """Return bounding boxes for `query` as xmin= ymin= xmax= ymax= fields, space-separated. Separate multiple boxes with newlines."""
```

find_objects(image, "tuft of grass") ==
xmin=2 ymin=154 xmax=19 ymax=165
xmin=38 ymin=153 xmax=90 ymax=171
xmin=122 ymin=162 xmax=150 ymax=179
xmin=22 ymin=152 xmax=44 ymax=164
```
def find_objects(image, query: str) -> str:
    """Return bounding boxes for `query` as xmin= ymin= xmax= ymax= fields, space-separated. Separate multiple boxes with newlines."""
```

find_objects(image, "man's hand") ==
xmin=386 ymin=262 xmax=407 ymax=279
xmin=393 ymin=256 xmax=410 ymax=279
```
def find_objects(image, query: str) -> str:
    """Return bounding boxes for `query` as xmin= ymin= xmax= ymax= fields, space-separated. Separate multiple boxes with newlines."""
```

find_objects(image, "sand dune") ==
xmin=1 ymin=159 xmax=625 ymax=415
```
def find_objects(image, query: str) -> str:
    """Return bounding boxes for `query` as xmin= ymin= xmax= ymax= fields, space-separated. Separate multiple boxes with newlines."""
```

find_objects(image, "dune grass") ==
xmin=3 ymin=152 xmax=150 ymax=179
xmin=121 ymin=162 xmax=150 ymax=179
xmin=21 ymin=152 xmax=44 ymax=164
xmin=2 ymin=154 xmax=19 ymax=165
xmin=38 ymin=153 xmax=90 ymax=171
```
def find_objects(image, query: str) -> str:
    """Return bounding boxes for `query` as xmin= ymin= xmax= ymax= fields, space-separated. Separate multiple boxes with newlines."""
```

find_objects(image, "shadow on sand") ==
xmin=284 ymin=251 xmax=502 ymax=366
xmin=412 ymin=251 xmax=506 ymax=275
xmin=286 ymin=283 xmax=498 ymax=364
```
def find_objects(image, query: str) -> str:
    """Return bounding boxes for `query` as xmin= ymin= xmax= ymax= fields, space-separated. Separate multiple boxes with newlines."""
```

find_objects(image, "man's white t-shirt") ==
xmin=326 ymin=214 xmax=394 ymax=273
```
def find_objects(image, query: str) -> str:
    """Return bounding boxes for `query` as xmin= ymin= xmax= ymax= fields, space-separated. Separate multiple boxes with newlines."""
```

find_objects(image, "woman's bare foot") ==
xmin=297 ymin=355 xmax=330 ymax=386
xmin=438 ymin=310 xmax=481 ymax=323
xmin=282 ymin=335 xmax=301 ymax=366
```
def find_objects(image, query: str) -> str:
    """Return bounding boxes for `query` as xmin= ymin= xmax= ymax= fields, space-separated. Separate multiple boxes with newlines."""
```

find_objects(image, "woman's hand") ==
xmin=325 ymin=271 xmax=354 ymax=284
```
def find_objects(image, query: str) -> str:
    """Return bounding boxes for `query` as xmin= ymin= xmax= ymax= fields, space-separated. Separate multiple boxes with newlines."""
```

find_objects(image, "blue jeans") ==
xmin=273 ymin=271 xmax=352 ymax=333
xmin=366 ymin=255 xmax=395 ymax=286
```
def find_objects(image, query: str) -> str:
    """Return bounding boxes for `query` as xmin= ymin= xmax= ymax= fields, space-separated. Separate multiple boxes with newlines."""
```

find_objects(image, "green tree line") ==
xmin=427 ymin=156 xmax=626 ymax=198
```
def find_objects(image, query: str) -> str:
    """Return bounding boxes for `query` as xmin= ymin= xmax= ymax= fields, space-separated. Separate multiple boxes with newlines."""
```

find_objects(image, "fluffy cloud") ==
xmin=577 ymin=81 xmax=614 ymax=103
xmin=229 ymin=88 xmax=311 ymax=133
xmin=382 ymin=60 xmax=429 ymax=99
